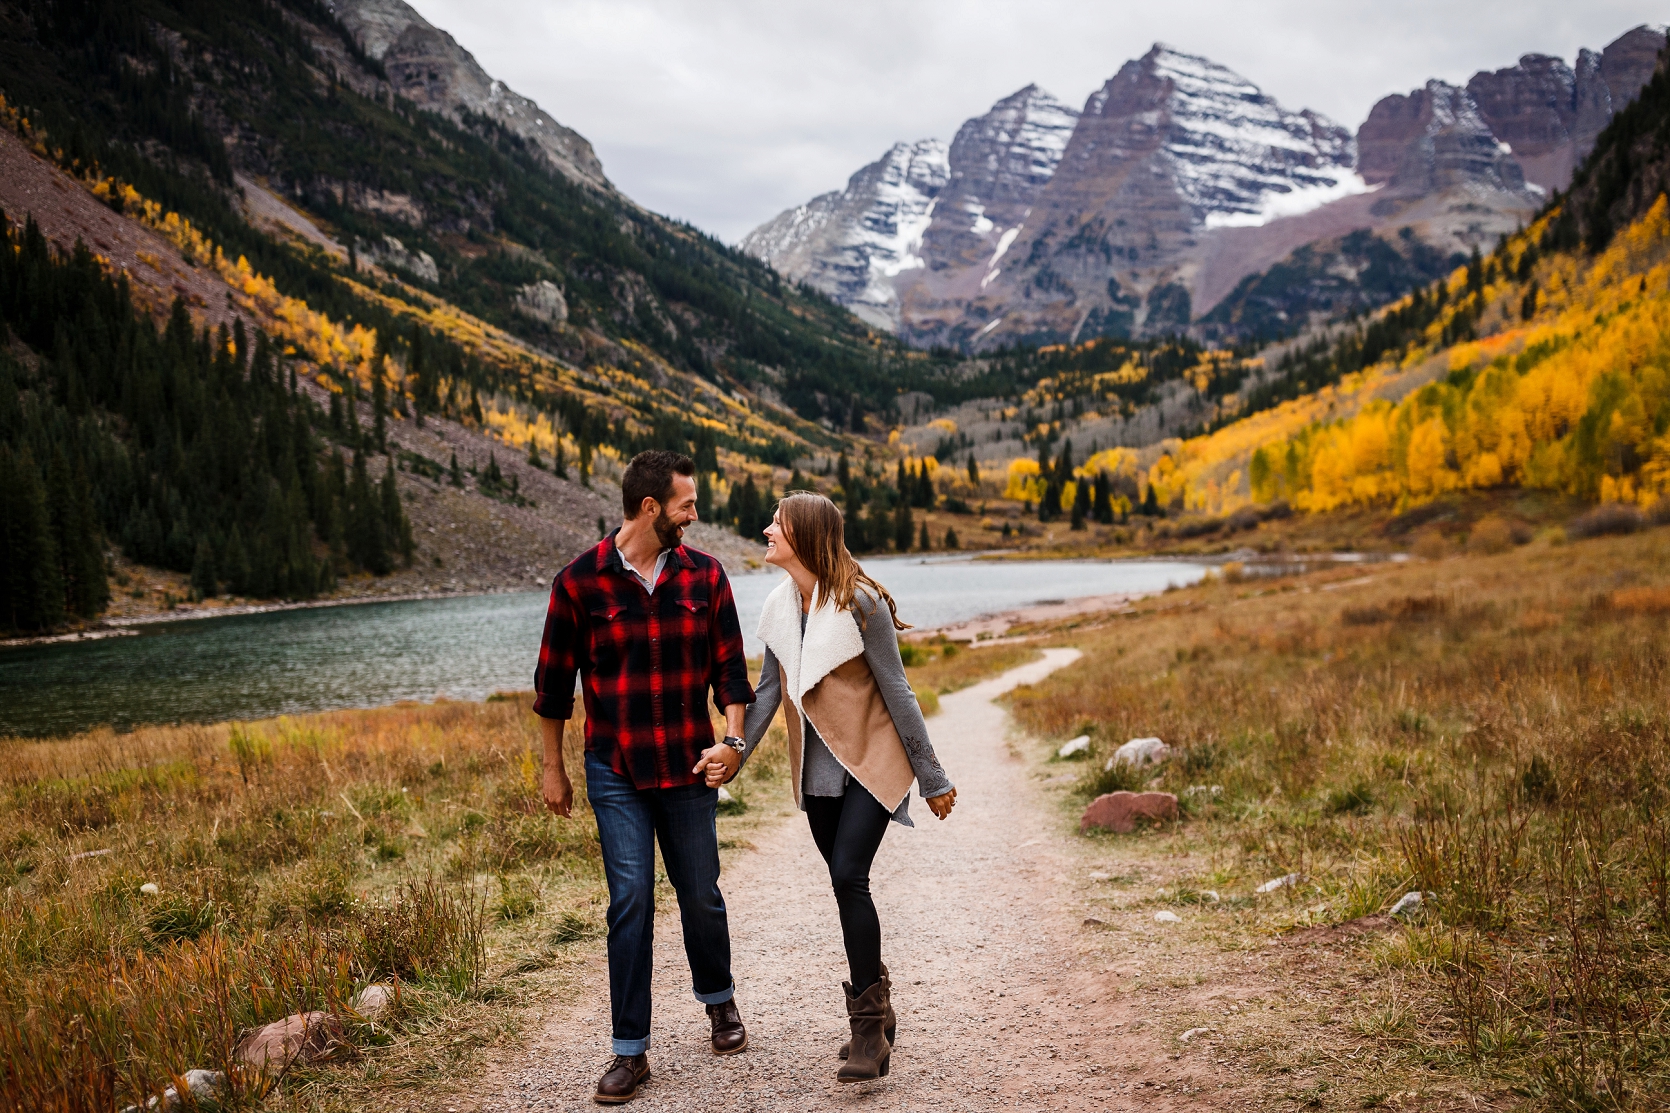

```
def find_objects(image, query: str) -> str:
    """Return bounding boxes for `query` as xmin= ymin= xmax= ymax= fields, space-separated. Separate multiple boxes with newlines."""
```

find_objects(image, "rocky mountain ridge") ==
xmin=323 ymin=0 xmax=611 ymax=192
xmin=745 ymin=26 xmax=1665 ymax=349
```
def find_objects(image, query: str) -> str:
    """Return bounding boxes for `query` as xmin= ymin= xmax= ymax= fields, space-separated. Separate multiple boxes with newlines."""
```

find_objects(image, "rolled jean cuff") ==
xmin=693 ymin=982 xmax=735 ymax=1006
xmin=612 ymin=1035 xmax=649 ymax=1056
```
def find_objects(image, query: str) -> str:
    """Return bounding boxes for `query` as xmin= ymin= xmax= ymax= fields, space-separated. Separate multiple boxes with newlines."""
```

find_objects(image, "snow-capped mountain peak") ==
xmin=739 ymin=139 xmax=947 ymax=331
xmin=1132 ymin=44 xmax=1367 ymax=227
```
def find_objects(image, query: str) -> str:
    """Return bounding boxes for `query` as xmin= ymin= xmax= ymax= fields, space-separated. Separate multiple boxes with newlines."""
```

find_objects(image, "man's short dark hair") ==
xmin=622 ymin=450 xmax=696 ymax=517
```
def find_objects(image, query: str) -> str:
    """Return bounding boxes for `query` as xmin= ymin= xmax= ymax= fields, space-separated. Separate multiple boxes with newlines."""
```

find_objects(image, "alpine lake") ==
xmin=0 ymin=555 xmax=1213 ymax=738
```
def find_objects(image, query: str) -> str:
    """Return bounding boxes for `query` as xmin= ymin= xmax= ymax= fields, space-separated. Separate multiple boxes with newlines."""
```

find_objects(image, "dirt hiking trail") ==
xmin=489 ymin=649 xmax=1292 ymax=1113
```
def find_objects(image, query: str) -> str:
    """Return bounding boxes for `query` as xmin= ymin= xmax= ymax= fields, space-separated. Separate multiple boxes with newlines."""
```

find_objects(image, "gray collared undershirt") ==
xmin=614 ymin=545 xmax=670 ymax=595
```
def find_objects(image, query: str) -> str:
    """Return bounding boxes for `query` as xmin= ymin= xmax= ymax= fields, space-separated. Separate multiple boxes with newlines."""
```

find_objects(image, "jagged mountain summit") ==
xmin=740 ymin=139 xmax=949 ymax=331
xmin=897 ymin=45 xmax=1369 ymax=349
xmin=324 ymin=0 xmax=610 ymax=191
xmin=746 ymin=27 xmax=1665 ymax=349
xmin=1466 ymin=24 xmax=1666 ymax=191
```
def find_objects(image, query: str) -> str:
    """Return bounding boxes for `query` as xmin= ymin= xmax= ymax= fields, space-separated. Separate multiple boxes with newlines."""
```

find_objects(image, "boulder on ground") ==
xmin=350 ymin=984 xmax=396 ymax=1020
xmin=1106 ymin=737 xmax=1170 ymax=770
xmin=1057 ymin=735 xmax=1090 ymax=759
xmin=1080 ymin=790 xmax=1179 ymax=833
xmin=234 ymin=1011 xmax=351 ymax=1075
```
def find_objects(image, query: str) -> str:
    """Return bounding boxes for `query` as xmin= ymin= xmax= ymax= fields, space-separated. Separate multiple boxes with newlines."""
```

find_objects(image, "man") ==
xmin=534 ymin=450 xmax=755 ymax=1105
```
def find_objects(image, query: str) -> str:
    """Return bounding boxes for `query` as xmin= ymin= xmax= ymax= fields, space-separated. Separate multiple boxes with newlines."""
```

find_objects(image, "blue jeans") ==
xmin=585 ymin=753 xmax=735 ymax=1055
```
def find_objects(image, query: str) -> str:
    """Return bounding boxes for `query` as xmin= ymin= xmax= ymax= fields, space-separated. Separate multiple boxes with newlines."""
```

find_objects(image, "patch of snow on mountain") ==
xmin=859 ymin=141 xmax=949 ymax=284
xmin=988 ymin=226 xmax=1022 ymax=267
xmin=1203 ymin=172 xmax=1378 ymax=228
xmin=1148 ymin=45 xmax=1357 ymax=226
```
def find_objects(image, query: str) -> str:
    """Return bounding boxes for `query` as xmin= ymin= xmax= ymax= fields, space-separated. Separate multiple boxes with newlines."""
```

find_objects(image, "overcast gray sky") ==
xmin=408 ymin=0 xmax=1664 ymax=244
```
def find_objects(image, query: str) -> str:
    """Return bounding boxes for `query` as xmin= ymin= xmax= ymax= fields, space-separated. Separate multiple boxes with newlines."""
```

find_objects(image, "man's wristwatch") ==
xmin=720 ymin=736 xmax=745 ymax=754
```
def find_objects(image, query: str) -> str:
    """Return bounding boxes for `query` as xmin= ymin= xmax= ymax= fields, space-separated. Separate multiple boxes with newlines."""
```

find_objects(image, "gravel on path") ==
xmin=490 ymin=648 xmax=1207 ymax=1112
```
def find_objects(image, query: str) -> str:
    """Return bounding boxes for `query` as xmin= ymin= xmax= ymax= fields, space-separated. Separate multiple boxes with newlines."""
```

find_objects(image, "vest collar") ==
xmin=757 ymin=576 xmax=865 ymax=705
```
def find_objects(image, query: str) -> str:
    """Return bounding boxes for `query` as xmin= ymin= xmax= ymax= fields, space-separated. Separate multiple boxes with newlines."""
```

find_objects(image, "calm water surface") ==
xmin=0 ymin=555 xmax=1206 ymax=737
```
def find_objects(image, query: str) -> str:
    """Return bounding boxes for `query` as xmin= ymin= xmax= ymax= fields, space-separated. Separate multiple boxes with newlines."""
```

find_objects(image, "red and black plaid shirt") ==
xmin=532 ymin=532 xmax=755 ymax=790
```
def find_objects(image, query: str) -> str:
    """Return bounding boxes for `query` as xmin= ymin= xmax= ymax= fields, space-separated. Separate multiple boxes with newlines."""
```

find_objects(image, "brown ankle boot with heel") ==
xmin=838 ymin=963 xmax=895 ymax=1061
xmin=836 ymin=973 xmax=893 ymax=1083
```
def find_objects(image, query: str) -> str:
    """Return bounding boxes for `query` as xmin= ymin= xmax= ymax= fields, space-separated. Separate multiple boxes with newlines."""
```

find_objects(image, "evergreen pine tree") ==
xmin=697 ymin=472 xmax=713 ymax=520
xmin=190 ymin=538 xmax=218 ymax=600
xmin=449 ymin=452 xmax=464 ymax=487
xmin=918 ymin=520 xmax=931 ymax=550
xmin=789 ymin=467 xmax=804 ymax=492
xmin=372 ymin=358 xmax=389 ymax=452
xmin=553 ymin=437 xmax=567 ymax=479
xmin=837 ymin=451 xmax=851 ymax=495
xmin=1071 ymin=475 xmax=1090 ymax=530
xmin=966 ymin=455 xmax=979 ymax=486
xmin=380 ymin=460 xmax=413 ymax=567
xmin=1094 ymin=471 xmax=1114 ymax=524
xmin=0 ymin=445 xmax=64 ymax=632
xmin=944 ymin=526 xmax=959 ymax=549
xmin=894 ymin=500 xmax=913 ymax=551
xmin=47 ymin=445 xmax=108 ymax=618
xmin=1142 ymin=484 xmax=1160 ymax=516
xmin=223 ymin=525 xmax=250 ymax=595
xmin=579 ymin=437 xmax=592 ymax=487
xmin=348 ymin=450 xmax=390 ymax=574
xmin=527 ymin=438 xmax=543 ymax=469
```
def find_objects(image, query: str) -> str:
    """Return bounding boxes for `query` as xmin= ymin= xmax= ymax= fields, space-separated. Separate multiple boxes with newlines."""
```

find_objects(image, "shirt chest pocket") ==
xmin=671 ymin=588 xmax=711 ymax=641
xmin=588 ymin=603 xmax=635 ymax=665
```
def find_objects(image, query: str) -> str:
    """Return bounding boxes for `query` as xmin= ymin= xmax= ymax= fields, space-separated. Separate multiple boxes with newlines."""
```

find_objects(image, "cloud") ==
xmin=408 ymin=0 xmax=1662 ymax=242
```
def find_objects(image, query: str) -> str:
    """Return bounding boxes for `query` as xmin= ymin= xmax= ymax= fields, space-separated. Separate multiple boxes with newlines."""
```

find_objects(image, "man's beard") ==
xmin=653 ymin=509 xmax=684 ymax=549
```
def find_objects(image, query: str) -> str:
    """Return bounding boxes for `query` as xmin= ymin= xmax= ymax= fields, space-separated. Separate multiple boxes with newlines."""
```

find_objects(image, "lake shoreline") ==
xmin=0 ymin=586 xmax=528 ymax=648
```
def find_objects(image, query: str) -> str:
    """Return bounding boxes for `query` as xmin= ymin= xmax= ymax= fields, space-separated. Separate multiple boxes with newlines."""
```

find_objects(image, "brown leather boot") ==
xmin=593 ymin=1054 xmax=649 ymax=1104
xmin=836 ymin=976 xmax=892 ymax=1083
xmin=705 ymin=999 xmax=749 ymax=1055
xmin=839 ymin=963 xmax=895 ymax=1060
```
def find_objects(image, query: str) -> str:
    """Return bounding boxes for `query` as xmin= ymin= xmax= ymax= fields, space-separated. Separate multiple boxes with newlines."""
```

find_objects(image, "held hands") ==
xmin=693 ymin=743 xmax=741 ymax=788
xmin=925 ymin=787 xmax=957 ymax=820
xmin=542 ymin=763 xmax=573 ymax=818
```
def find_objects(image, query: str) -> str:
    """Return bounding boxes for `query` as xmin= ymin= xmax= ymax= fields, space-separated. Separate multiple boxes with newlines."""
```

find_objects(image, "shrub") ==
xmin=1412 ymin=530 xmax=1450 ymax=560
xmin=1607 ymin=586 xmax=1670 ymax=614
xmin=1567 ymin=502 xmax=1644 ymax=538
xmin=494 ymin=874 xmax=539 ymax=922
xmin=1077 ymin=757 xmax=1148 ymax=800
xmin=353 ymin=879 xmax=484 ymax=991
xmin=1467 ymin=516 xmax=1515 ymax=554
xmin=1342 ymin=595 xmax=1450 ymax=625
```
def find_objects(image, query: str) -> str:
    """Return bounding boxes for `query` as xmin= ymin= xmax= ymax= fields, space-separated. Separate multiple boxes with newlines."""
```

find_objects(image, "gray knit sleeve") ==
xmin=855 ymin=594 xmax=954 ymax=799
xmin=738 ymin=646 xmax=782 ymax=769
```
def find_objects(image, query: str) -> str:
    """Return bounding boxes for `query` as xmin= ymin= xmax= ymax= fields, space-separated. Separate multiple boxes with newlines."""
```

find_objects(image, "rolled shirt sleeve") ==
xmin=531 ymin=578 xmax=580 ymax=720
xmin=708 ymin=565 xmax=756 ymax=712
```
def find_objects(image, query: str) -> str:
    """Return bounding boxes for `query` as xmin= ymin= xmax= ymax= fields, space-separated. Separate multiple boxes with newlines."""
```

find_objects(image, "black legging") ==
xmin=804 ymin=785 xmax=893 ymax=994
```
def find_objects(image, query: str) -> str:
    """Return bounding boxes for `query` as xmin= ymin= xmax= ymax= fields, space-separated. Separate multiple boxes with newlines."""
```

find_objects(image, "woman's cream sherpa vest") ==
xmin=756 ymin=577 xmax=916 ymax=812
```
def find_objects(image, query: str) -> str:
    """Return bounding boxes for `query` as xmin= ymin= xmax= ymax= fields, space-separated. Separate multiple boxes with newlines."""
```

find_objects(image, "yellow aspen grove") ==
xmin=1217 ymin=196 xmax=1670 ymax=514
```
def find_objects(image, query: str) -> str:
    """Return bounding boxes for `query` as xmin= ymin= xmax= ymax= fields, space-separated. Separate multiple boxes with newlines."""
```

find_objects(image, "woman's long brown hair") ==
xmin=775 ymin=491 xmax=910 ymax=630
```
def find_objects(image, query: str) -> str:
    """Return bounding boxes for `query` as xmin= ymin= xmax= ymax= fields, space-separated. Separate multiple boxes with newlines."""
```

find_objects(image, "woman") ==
xmin=705 ymin=491 xmax=956 ymax=1083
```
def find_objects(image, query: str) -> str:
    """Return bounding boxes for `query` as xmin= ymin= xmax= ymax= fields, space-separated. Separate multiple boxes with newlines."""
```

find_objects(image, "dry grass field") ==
xmin=0 ymin=638 xmax=1035 ymax=1111
xmin=1005 ymin=523 xmax=1670 ymax=1108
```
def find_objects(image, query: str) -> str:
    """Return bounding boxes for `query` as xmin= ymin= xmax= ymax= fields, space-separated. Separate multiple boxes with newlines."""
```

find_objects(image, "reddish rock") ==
xmin=1080 ymin=790 xmax=1178 ymax=834
xmin=234 ymin=1011 xmax=352 ymax=1075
